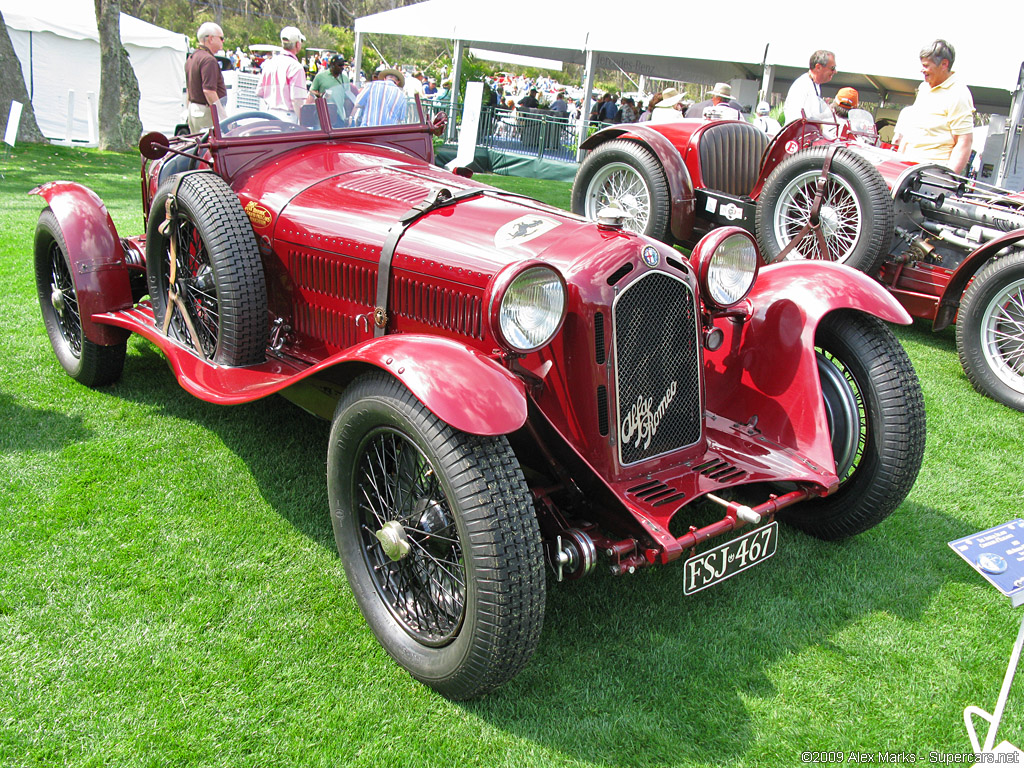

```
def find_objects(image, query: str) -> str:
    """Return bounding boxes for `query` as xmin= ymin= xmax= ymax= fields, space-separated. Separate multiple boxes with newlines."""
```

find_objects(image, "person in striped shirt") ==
xmin=351 ymin=69 xmax=410 ymax=127
xmin=256 ymin=26 xmax=307 ymax=122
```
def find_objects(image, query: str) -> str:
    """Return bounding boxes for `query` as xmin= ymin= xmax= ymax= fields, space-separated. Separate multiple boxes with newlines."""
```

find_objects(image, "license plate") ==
xmin=683 ymin=522 xmax=779 ymax=595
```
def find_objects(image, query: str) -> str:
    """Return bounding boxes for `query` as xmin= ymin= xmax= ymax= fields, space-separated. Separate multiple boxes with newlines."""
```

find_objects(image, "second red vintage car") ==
xmin=33 ymin=98 xmax=925 ymax=699
xmin=574 ymin=113 xmax=1024 ymax=412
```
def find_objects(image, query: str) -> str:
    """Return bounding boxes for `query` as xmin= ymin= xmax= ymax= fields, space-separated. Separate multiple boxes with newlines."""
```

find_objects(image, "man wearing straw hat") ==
xmin=685 ymin=82 xmax=742 ymax=118
xmin=650 ymin=88 xmax=686 ymax=123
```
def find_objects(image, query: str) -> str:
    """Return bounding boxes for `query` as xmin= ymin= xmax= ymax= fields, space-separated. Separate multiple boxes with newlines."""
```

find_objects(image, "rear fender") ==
xmin=934 ymin=229 xmax=1024 ymax=331
xmin=581 ymin=125 xmax=695 ymax=241
xmin=30 ymin=181 xmax=132 ymax=346
xmin=335 ymin=335 xmax=527 ymax=436
xmin=704 ymin=260 xmax=911 ymax=474
xmin=751 ymin=120 xmax=827 ymax=199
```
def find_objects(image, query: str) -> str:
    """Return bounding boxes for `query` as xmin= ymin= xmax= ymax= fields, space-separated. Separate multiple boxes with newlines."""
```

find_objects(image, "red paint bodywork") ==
xmin=30 ymin=181 xmax=132 ymax=347
xmin=32 ymin=104 xmax=916 ymax=566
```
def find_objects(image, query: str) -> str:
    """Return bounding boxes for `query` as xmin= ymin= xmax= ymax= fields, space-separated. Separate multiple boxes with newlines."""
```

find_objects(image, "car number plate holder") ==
xmin=683 ymin=522 xmax=779 ymax=595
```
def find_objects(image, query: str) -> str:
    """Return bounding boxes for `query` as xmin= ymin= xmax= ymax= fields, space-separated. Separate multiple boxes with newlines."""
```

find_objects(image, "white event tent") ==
xmin=354 ymin=0 xmax=1023 ymax=115
xmin=1 ymin=0 xmax=188 ymax=141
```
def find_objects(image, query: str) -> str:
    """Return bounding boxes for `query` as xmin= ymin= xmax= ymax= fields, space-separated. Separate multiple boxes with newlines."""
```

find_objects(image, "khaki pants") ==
xmin=187 ymin=102 xmax=214 ymax=133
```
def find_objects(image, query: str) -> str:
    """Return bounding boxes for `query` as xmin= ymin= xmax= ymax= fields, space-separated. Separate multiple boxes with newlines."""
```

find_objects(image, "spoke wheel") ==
xmin=781 ymin=311 xmax=925 ymax=540
xmin=583 ymin=161 xmax=653 ymax=234
xmin=48 ymin=239 xmax=83 ymax=357
xmin=572 ymin=139 xmax=672 ymax=242
xmin=956 ymin=250 xmax=1024 ymax=411
xmin=34 ymin=209 xmax=125 ymax=386
xmin=769 ymin=170 xmax=863 ymax=262
xmin=166 ymin=218 xmax=221 ymax=358
xmin=756 ymin=146 xmax=893 ymax=273
xmin=328 ymin=372 xmax=545 ymax=699
xmin=355 ymin=427 xmax=466 ymax=646
xmin=146 ymin=172 xmax=267 ymax=366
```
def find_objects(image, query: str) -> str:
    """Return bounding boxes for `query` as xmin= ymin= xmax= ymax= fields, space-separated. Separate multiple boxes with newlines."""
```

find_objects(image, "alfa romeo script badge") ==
xmin=641 ymin=245 xmax=660 ymax=267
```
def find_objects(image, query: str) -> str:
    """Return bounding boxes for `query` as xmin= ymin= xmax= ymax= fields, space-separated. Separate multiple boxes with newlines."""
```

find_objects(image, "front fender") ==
xmin=30 ymin=181 xmax=132 ymax=346
xmin=934 ymin=228 xmax=1024 ymax=331
xmin=704 ymin=261 xmax=911 ymax=474
xmin=339 ymin=335 xmax=527 ymax=435
xmin=581 ymin=125 xmax=696 ymax=242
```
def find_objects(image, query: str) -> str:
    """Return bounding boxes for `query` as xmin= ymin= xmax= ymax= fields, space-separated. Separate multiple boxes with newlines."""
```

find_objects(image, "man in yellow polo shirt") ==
xmin=896 ymin=39 xmax=975 ymax=174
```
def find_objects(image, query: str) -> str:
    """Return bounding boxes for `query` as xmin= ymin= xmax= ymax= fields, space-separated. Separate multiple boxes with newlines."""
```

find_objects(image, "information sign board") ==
xmin=949 ymin=519 xmax=1024 ymax=606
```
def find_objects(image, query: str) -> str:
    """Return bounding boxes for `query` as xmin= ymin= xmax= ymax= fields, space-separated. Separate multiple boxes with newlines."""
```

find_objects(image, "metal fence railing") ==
xmin=421 ymin=101 xmax=618 ymax=166
xmin=478 ymin=107 xmax=580 ymax=163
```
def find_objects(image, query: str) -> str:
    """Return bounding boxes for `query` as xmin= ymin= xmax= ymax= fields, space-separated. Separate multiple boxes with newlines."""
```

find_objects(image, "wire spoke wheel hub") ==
xmin=981 ymin=276 xmax=1024 ymax=394
xmin=773 ymin=170 xmax=862 ymax=261
xmin=356 ymin=427 xmax=466 ymax=647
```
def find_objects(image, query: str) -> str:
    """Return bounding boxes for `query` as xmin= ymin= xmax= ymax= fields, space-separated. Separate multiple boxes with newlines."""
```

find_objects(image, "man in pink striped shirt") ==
xmin=256 ymin=26 xmax=307 ymax=122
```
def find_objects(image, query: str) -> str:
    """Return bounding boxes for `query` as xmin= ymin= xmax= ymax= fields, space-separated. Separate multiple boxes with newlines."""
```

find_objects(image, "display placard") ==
xmin=949 ymin=519 xmax=1024 ymax=606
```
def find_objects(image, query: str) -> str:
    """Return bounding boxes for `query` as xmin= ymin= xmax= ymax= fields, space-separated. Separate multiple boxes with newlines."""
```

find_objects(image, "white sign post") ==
xmin=64 ymin=90 xmax=76 ymax=146
xmin=4 ymin=101 xmax=22 ymax=147
xmin=949 ymin=521 xmax=1024 ymax=755
xmin=446 ymin=81 xmax=483 ymax=172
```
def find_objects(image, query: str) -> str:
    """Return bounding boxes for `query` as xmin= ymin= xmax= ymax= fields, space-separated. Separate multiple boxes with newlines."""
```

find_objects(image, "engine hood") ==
xmin=253 ymin=147 xmax=640 ymax=288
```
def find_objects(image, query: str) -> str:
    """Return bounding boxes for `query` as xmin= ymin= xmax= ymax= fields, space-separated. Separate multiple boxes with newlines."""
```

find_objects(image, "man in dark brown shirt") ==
xmin=185 ymin=22 xmax=227 ymax=132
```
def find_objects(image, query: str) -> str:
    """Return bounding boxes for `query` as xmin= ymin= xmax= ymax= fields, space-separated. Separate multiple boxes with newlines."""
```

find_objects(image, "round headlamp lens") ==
xmin=707 ymin=234 xmax=757 ymax=306
xmin=498 ymin=266 xmax=566 ymax=352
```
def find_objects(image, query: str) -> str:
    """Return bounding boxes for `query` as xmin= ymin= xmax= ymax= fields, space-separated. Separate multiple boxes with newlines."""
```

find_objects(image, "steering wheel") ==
xmin=219 ymin=111 xmax=282 ymax=132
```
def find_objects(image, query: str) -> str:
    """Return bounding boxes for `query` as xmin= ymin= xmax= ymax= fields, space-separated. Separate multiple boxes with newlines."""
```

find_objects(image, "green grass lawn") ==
xmin=2 ymin=142 xmax=1023 ymax=767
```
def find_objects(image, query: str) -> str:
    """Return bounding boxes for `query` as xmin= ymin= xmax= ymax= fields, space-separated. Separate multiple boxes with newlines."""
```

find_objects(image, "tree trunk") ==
xmin=95 ymin=0 xmax=142 ymax=152
xmin=0 ymin=10 xmax=46 ymax=143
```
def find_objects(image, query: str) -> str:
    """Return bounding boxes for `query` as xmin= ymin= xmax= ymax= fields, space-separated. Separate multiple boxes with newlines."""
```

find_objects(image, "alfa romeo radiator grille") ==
xmin=614 ymin=271 xmax=702 ymax=465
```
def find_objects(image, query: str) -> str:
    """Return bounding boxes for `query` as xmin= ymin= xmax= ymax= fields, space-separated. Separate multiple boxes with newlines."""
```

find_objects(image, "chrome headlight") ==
xmin=489 ymin=264 xmax=567 ymax=353
xmin=694 ymin=228 xmax=759 ymax=309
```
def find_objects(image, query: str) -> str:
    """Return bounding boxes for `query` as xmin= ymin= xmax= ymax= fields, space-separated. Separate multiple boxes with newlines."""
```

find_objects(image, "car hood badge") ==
xmin=494 ymin=215 xmax=560 ymax=248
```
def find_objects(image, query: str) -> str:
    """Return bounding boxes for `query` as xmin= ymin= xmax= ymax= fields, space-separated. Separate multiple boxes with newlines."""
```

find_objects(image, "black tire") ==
xmin=956 ymin=250 xmax=1024 ymax=411
xmin=146 ymin=172 xmax=267 ymax=366
xmin=781 ymin=311 xmax=925 ymax=540
xmin=571 ymin=139 xmax=672 ymax=242
xmin=34 ymin=209 xmax=126 ymax=387
xmin=756 ymin=146 xmax=894 ymax=273
xmin=327 ymin=372 xmax=545 ymax=699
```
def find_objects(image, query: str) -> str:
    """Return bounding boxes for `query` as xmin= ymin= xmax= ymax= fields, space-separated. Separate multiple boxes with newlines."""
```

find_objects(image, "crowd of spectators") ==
xmin=199 ymin=27 xmax=977 ymax=174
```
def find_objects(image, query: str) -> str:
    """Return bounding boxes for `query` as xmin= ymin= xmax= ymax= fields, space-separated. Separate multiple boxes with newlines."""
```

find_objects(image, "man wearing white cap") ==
xmin=256 ymin=26 xmax=307 ymax=121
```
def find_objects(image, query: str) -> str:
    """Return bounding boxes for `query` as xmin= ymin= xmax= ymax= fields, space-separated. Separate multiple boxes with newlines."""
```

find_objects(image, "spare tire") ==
xmin=146 ymin=172 xmax=267 ymax=366
xmin=571 ymin=139 xmax=672 ymax=243
xmin=755 ymin=146 xmax=894 ymax=273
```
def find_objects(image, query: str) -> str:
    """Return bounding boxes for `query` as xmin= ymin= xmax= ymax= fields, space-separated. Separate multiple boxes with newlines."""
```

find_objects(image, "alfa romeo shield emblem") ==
xmin=641 ymin=245 xmax=660 ymax=267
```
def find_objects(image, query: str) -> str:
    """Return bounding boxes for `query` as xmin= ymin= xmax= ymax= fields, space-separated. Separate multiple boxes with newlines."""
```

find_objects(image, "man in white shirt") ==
xmin=256 ymin=26 xmax=306 ymax=122
xmin=784 ymin=50 xmax=836 ymax=125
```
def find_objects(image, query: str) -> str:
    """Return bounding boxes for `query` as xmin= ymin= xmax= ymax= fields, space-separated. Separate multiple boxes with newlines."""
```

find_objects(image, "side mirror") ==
xmin=430 ymin=111 xmax=448 ymax=136
xmin=139 ymin=131 xmax=169 ymax=160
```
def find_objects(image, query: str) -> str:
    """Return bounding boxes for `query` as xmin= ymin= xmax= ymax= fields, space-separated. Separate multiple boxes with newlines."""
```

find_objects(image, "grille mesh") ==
xmin=614 ymin=272 xmax=702 ymax=464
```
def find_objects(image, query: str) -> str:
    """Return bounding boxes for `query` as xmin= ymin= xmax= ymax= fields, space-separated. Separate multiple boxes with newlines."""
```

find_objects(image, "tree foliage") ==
xmin=124 ymin=0 xmax=428 ymax=46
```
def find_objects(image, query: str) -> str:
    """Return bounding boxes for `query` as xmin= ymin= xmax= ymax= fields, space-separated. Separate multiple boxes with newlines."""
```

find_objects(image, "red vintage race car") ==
xmin=573 ymin=112 xmax=1024 ymax=411
xmin=32 ymin=98 xmax=925 ymax=699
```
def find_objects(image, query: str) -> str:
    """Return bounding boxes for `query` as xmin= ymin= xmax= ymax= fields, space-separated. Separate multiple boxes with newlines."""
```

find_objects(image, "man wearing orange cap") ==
xmin=832 ymin=87 xmax=858 ymax=119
